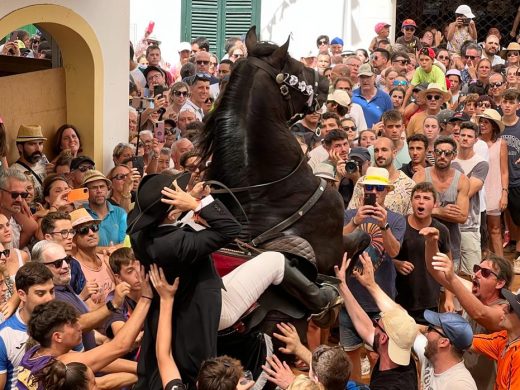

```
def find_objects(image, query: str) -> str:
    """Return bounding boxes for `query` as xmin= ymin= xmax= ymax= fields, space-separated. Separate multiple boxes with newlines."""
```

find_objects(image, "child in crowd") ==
xmin=396 ymin=19 xmax=422 ymax=54
xmin=369 ymin=22 xmax=391 ymax=53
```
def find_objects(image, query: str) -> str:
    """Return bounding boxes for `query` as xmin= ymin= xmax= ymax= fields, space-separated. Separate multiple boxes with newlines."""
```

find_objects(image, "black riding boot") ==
xmin=280 ymin=259 xmax=342 ymax=328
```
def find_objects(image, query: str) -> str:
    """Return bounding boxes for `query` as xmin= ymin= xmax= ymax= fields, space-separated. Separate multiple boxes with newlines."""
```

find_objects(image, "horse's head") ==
xmin=245 ymin=26 xmax=329 ymax=120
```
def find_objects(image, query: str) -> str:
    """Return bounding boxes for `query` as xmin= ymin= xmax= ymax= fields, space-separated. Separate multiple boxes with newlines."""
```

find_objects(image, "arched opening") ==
xmin=0 ymin=4 xmax=104 ymax=167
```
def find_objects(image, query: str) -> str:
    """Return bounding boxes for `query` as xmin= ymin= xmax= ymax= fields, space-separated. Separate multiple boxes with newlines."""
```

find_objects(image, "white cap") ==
xmin=178 ymin=42 xmax=191 ymax=52
xmin=455 ymin=5 xmax=475 ymax=18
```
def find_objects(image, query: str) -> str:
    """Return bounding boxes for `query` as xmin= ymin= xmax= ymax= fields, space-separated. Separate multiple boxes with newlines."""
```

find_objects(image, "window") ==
xmin=181 ymin=0 xmax=261 ymax=58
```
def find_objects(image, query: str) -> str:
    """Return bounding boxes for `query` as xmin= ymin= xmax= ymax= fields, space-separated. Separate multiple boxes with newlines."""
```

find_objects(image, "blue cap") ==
xmin=424 ymin=310 xmax=473 ymax=351
xmin=331 ymin=37 xmax=344 ymax=46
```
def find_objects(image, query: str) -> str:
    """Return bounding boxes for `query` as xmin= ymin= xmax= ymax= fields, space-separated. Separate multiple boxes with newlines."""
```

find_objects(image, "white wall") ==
xmin=0 ymin=0 xmax=129 ymax=171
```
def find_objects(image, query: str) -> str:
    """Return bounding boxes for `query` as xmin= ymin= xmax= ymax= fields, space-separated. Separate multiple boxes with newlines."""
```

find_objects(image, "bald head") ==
xmin=330 ymin=64 xmax=351 ymax=83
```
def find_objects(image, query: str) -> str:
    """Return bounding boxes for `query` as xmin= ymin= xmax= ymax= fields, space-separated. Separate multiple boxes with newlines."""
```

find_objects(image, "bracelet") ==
xmin=502 ymin=188 xmax=509 ymax=193
xmin=121 ymin=193 xmax=132 ymax=199
xmin=351 ymin=218 xmax=360 ymax=227
xmin=141 ymin=295 xmax=153 ymax=300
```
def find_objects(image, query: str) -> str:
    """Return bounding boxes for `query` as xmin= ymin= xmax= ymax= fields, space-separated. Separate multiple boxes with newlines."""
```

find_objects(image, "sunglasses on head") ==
xmin=194 ymin=73 xmax=211 ymax=82
xmin=0 ymin=188 xmax=29 ymax=200
xmin=434 ymin=149 xmax=455 ymax=157
xmin=75 ymin=224 xmax=100 ymax=235
xmin=426 ymin=94 xmax=441 ymax=101
xmin=44 ymin=255 xmax=73 ymax=269
xmin=473 ymin=264 xmax=499 ymax=278
xmin=173 ymin=90 xmax=188 ymax=97
xmin=364 ymin=184 xmax=386 ymax=192
xmin=393 ymin=80 xmax=408 ymax=86
xmin=0 ymin=249 xmax=10 ymax=258
xmin=196 ymin=60 xmax=210 ymax=65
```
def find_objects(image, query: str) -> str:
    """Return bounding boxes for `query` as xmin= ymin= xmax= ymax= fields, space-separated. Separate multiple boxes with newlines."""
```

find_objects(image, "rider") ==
xmin=128 ymin=172 xmax=341 ymax=389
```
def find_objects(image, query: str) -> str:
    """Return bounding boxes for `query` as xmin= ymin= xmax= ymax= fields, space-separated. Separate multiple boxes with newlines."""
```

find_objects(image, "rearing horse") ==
xmin=199 ymin=27 xmax=345 ymax=276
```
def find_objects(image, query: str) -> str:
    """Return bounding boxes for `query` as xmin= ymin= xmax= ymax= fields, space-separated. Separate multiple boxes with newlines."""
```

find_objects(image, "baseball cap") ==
xmin=449 ymin=112 xmax=471 ymax=122
xmin=178 ymin=42 xmax=191 ymax=52
xmin=446 ymin=69 xmax=462 ymax=79
xmin=70 ymin=156 xmax=95 ymax=171
xmin=412 ymin=83 xmax=429 ymax=93
xmin=437 ymin=109 xmax=455 ymax=125
xmin=424 ymin=310 xmax=473 ymax=351
xmin=328 ymin=89 xmax=351 ymax=107
xmin=455 ymin=5 xmax=475 ymax=19
xmin=358 ymin=63 xmax=374 ymax=77
xmin=501 ymin=288 xmax=520 ymax=318
xmin=380 ymin=308 xmax=417 ymax=366
xmin=375 ymin=22 xmax=391 ymax=34
xmin=349 ymin=147 xmax=370 ymax=162
xmin=331 ymin=37 xmax=344 ymax=46
xmin=402 ymin=19 xmax=417 ymax=28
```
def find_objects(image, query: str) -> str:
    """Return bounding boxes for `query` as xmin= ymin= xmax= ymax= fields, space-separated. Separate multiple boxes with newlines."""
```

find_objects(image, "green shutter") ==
xmin=182 ymin=0 xmax=261 ymax=59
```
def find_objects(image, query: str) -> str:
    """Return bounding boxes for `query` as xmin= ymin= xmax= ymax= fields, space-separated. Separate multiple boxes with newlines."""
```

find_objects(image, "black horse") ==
xmin=199 ymin=27 xmax=347 ymax=277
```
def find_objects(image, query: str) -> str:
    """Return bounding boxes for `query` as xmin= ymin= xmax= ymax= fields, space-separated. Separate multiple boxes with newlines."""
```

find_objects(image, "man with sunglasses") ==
xmin=0 ymin=168 xmax=37 ymax=249
xmin=414 ymin=136 xmax=469 ymax=273
xmin=342 ymin=167 xmax=406 ymax=381
xmin=396 ymin=19 xmax=422 ymax=54
xmin=459 ymin=44 xmax=482 ymax=86
xmin=31 ymin=240 xmax=129 ymax=352
xmin=407 ymin=83 xmax=450 ymax=137
xmin=390 ymin=52 xmax=410 ymax=75
xmin=488 ymin=72 xmax=506 ymax=110
xmin=370 ymin=48 xmax=390 ymax=76
xmin=69 ymin=156 xmax=95 ymax=189
xmin=0 ymin=262 xmax=54 ymax=390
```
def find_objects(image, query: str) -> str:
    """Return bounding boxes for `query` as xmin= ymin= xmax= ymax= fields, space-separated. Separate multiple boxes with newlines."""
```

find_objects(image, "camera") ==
xmin=345 ymin=160 xmax=358 ymax=174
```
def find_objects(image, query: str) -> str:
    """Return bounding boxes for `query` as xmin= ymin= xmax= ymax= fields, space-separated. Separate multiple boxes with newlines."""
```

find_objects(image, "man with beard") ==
xmin=421 ymin=227 xmax=513 ymax=390
xmin=290 ymin=110 xmax=321 ymax=151
xmin=481 ymin=35 xmax=505 ymax=66
xmin=368 ymin=110 xmax=410 ymax=169
xmin=414 ymin=310 xmax=476 ymax=389
xmin=12 ymin=124 xmax=48 ymax=203
xmin=394 ymin=182 xmax=451 ymax=323
xmin=413 ymin=136 xmax=469 ymax=273
xmin=349 ymin=137 xmax=415 ymax=215
xmin=334 ymin=252 xmax=418 ymax=389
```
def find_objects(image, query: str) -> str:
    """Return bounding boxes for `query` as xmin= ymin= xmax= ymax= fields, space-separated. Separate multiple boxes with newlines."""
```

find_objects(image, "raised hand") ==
xmin=149 ymin=263 xmax=179 ymax=301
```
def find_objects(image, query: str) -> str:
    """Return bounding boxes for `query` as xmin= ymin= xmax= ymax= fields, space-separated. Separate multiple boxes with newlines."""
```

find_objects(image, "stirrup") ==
xmin=308 ymin=283 xmax=343 ymax=328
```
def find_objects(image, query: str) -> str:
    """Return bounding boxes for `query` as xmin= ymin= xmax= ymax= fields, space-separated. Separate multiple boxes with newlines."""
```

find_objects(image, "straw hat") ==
xmin=500 ymin=42 xmax=520 ymax=59
xmin=360 ymin=167 xmax=394 ymax=190
xmin=476 ymin=109 xmax=505 ymax=132
xmin=69 ymin=208 xmax=100 ymax=228
xmin=16 ymin=124 xmax=47 ymax=142
xmin=418 ymin=83 xmax=451 ymax=103
xmin=82 ymin=170 xmax=111 ymax=187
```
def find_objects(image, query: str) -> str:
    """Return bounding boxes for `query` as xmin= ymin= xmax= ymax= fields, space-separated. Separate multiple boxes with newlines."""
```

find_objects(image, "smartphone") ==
xmin=462 ymin=17 xmax=470 ymax=26
xmin=154 ymin=85 xmax=165 ymax=98
xmin=154 ymin=121 xmax=165 ymax=143
xmin=67 ymin=188 xmax=89 ymax=203
xmin=132 ymin=156 xmax=145 ymax=176
xmin=363 ymin=193 xmax=376 ymax=206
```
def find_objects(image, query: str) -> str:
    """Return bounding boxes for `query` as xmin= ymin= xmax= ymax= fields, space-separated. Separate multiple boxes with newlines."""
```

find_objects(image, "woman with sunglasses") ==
xmin=0 ymin=214 xmax=29 ymax=303
xmin=475 ymin=96 xmax=496 ymax=116
xmin=501 ymin=42 xmax=520 ymax=67
xmin=340 ymin=117 xmax=358 ymax=147
xmin=165 ymin=81 xmax=190 ymax=123
xmin=436 ymin=49 xmax=451 ymax=70
xmin=107 ymin=165 xmax=137 ymax=213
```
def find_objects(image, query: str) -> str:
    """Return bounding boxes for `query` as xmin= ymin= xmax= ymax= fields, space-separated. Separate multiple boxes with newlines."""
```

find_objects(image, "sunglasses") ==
xmin=393 ymin=59 xmax=409 ymax=65
xmin=427 ymin=325 xmax=447 ymax=338
xmin=44 ymin=255 xmax=73 ymax=269
xmin=75 ymin=224 xmax=100 ymax=236
xmin=473 ymin=264 xmax=499 ymax=279
xmin=343 ymin=126 xmax=357 ymax=131
xmin=173 ymin=90 xmax=188 ymax=97
xmin=318 ymin=40 xmax=328 ymax=45
xmin=437 ymin=55 xmax=449 ymax=60
xmin=434 ymin=149 xmax=455 ymax=157
xmin=477 ymin=102 xmax=492 ymax=108
xmin=426 ymin=94 xmax=441 ymax=101
xmin=0 ymin=188 xmax=29 ymax=199
xmin=50 ymin=229 xmax=76 ymax=239
xmin=194 ymin=72 xmax=211 ymax=81
xmin=231 ymin=53 xmax=244 ymax=58
xmin=112 ymin=173 xmax=129 ymax=181
xmin=76 ymin=165 xmax=94 ymax=173
xmin=507 ymin=51 xmax=519 ymax=57
xmin=0 ymin=249 xmax=10 ymax=259
xmin=364 ymin=184 xmax=386 ymax=192
xmin=393 ymin=80 xmax=408 ymax=86
xmin=464 ymin=55 xmax=477 ymax=60
xmin=403 ymin=27 xmax=415 ymax=31
xmin=489 ymin=82 xmax=504 ymax=88
xmin=196 ymin=60 xmax=210 ymax=65
xmin=371 ymin=318 xmax=386 ymax=333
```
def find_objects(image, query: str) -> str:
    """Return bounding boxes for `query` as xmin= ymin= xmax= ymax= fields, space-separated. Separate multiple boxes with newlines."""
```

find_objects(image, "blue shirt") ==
xmin=351 ymin=88 xmax=393 ymax=128
xmin=344 ymin=208 xmax=406 ymax=312
xmin=84 ymin=202 xmax=127 ymax=246
xmin=0 ymin=311 xmax=28 ymax=390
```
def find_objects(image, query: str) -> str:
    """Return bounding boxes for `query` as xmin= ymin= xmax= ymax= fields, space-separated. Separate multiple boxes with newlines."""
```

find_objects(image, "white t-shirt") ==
xmin=414 ymin=334 xmax=477 ymax=390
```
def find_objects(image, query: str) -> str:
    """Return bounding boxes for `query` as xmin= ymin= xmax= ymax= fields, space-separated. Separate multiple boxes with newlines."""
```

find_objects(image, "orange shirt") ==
xmin=472 ymin=330 xmax=520 ymax=390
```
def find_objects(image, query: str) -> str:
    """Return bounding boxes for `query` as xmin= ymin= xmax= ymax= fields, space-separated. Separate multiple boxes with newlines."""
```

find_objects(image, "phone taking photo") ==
xmin=154 ymin=121 xmax=165 ymax=143
xmin=363 ymin=193 xmax=376 ymax=206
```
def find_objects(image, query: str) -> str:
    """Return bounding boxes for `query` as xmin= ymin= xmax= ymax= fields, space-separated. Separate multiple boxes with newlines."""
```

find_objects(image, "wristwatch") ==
xmin=380 ymin=223 xmax=390 ymax=231
xmin=106 ymin=300 xmax=120 ymax=313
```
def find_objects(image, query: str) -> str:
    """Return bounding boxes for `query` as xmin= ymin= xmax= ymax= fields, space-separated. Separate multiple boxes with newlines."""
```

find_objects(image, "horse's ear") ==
xmin=271 ymin=35 xmax=290 ymax=67
xmin=245 ymin=26 xmax=258 ymax=53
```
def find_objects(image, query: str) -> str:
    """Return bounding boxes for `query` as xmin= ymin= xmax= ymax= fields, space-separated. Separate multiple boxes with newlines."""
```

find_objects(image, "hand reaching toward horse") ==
xmin=272 ymin=322 xmax=309 ymax=362
xmin=149 ymin=264 xmax=179 ymax=301
xmin=334 ymin=253 xmax=351 ymax=286
xmin=352 ymin=252 xmax=376 ymax=288
xmin=262 ymin=354 xmax=295 ymax=390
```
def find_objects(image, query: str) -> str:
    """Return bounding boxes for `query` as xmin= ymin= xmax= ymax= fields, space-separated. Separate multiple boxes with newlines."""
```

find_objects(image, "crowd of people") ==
xmin=0 ymin=3 xmax=520 ymax=389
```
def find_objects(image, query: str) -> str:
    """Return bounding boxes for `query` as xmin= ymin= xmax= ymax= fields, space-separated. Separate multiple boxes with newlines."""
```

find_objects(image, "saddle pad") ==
xmin=212 ymin=251 xmax=249 ymax=276
xmin=260 ymin=235 xmax=316 ymax=265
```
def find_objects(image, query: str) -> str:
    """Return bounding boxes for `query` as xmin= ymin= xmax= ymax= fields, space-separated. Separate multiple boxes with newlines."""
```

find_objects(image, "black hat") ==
xmin=70 ymin=156 xmax=95 ymax=171
xmin=126 ymin=172 xmax=191 ymax=235
xmin=449 ymin=112 xmax=471 ymax=122
xmin=143 ymin=65 xmax=165 ymax=81
xmin=501 ymin=288 xmax=520 ymax=318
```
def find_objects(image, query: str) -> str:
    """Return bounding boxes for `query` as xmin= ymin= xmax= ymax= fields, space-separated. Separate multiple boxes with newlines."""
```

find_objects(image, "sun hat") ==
xmin=16 ymin=125 xmax=47 ymax=142
xmin=327 ymin=89 xmax=351 ymax=107
xmin=314 ymin=163 xmax=338 ymax=182
xmin=424 ymin=310 xmax=473 ymax=351
xmin=82 ymin=170 xmax=111 ymax=187
xmin=418 ymin=83 xmax=451 ymax=103
xmin=455 ymin=5 xmax=475 ymax=19
xmin=178 ymin=42 xmax=191 ymax=52
xmin=402 ymin=19 xmax=417 ymax=28
xmin=126 ymin=171 xmax=191 ymax=235
xmin=476 ymin=109 xmax=505 ymax=132
xmin=500 ymin=42 xmax=520 ymax=59
xmin=69 ymin=208 xmax=101 ymax=228
xmin=358 ymin=63 xmax=374 ymax=77
xmin=375 ymin=22 xmax=391 ymax=34
xmin=380 ymin=308 xmax=417 ymax=366
xmin=501 ymin=288 xmax=520 ymax=318
xmin=360 ymin=167 xmax=394 ymax=190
